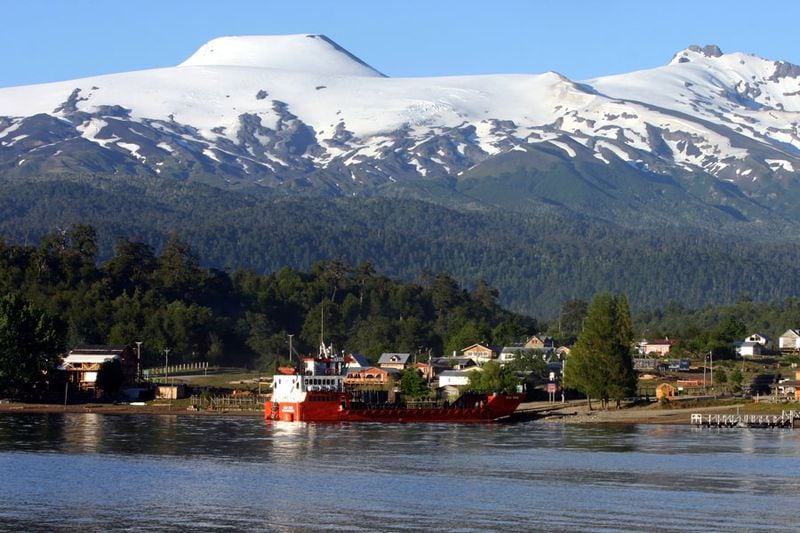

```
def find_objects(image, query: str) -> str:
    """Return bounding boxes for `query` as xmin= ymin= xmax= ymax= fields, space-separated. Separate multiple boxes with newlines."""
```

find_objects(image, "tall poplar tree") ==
xmin=564 ymin=293 xmax=637 ymax=409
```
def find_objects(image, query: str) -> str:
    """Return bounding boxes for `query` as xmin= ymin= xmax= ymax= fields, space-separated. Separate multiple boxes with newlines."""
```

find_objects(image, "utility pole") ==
xmin=135 ymin=341 xmax=142 ymax=383
xmin=703 ymin=356 xmax=707 ymax=392
xmin=709 ymin=351 xmax=714 ymax=395
xmin=164 ymin=347 xmax=171 ymax=384
xmin=288 ymin=334 xmax=294 ymax=366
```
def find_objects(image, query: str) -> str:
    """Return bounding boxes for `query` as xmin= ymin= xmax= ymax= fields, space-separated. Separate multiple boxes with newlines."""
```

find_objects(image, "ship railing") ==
xmin=190 ymin=394 xmax=266 ymax=412
xmin=348 ymin=400 xmax=445 ymax=410
xmin=404 ymin=400 xmax=445 ymax=409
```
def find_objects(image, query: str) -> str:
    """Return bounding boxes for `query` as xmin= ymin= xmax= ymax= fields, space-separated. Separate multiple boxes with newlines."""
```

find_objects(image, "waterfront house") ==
xmin=378 ymin=353 xmax=412 ymax=371
xmin=779 ymin=329 xmax=800 ymax=353
xmin=345 ymin=366 xmax=400 ymax=386
xmin=438 ymin=368 xmax=481 ymax=399
xmin=776 ymin=374 xmax=799 ymax=399
xmin=58 ymin=345 xmax=137 ymax=393
xmin=461 ymin=343 xmax=499 ymax=364
xmin=155 ymin=383 xmax=187 ymax=400
xmin=643 ymin=339 xmax=677 ymax=356
xmin=438 ymin=369 xmax=474 ymax=388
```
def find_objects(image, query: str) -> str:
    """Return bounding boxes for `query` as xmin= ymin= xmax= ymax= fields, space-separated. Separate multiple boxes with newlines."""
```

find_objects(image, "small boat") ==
xmin=265 ymin=346 xmax=522 ymax=423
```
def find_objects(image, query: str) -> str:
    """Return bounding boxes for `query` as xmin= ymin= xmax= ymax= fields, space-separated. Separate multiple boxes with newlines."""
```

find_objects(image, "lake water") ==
xmin=0 ymin=413 xmax=799 ymax=532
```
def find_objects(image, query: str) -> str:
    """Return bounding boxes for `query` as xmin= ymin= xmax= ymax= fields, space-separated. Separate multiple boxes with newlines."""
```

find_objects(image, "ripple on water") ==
xmin=0 ymin=414 xmax=798 ymax=531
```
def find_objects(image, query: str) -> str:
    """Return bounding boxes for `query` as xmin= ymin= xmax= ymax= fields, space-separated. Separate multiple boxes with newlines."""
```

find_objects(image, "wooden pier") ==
xmin=691 ymin=410 xmax=800 ymax=428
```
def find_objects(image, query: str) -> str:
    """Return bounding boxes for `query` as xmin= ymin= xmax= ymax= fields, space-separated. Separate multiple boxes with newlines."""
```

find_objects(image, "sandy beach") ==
xmin=514 ymin=400 xmax=756 ymax=425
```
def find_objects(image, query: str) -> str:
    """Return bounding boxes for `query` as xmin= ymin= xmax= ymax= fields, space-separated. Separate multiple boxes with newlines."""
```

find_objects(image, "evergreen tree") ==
xmin=0 ymin=294 xmax=65 ymax=397
xmin=565 ymin=293 xmax=637 ymax=409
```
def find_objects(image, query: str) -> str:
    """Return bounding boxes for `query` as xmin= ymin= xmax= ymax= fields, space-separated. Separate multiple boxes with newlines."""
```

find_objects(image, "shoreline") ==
xmin=515 ymin=401 xmax=762 ymax=425
xmin=0 ymin=402 xmax=262 ymax=417
xmin=0 ymin=400 xmax=780 ymax=426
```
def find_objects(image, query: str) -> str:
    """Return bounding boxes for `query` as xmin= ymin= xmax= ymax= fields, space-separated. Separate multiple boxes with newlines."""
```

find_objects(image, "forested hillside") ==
xmin=1 ymin=175 xmax=799 ymax=317
xmin=0 ymin=225 xmax=536 ymax=369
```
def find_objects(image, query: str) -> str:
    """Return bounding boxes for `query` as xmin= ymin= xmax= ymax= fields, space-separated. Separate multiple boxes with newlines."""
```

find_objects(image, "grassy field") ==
xmin=163 ymin=369 xmax=271 ymax=391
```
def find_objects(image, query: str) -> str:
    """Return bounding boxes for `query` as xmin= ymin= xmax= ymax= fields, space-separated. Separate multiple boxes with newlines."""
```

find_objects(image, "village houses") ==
xmin=377 ymin=352 xmax=412 ymax=371
xmin=460 ymin=343 xmax=499 ymax=364
xmin=779 ymin=329 xmax=800 ymax=353
xmin=58 ymin=345 xmax=137 ymax=393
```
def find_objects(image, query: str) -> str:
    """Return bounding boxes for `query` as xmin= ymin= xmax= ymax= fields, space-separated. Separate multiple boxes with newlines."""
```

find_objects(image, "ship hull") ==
xmin=265 ymin=392 xmax=523 ymax=423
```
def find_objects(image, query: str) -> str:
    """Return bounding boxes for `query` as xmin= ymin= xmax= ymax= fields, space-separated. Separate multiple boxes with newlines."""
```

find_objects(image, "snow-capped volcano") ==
xmin=179 ymin=34 xmax=385 ymax=77
xmin=0 ymin=35 xmax=799 ymax=225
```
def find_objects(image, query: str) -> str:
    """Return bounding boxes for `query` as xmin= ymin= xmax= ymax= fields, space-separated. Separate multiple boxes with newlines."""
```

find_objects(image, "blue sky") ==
xmin=2 ymin=0 xmax=799 ymax=88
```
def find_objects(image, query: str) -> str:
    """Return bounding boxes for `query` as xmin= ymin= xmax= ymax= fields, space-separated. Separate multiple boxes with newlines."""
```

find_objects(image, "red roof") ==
xmin=648 ymin=339 xmax=677 ymax=345
xmin=277 ymin=367 xmax=297 ymax=375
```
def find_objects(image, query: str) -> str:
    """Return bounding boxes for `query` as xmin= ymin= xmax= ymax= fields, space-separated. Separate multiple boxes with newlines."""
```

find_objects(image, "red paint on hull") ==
xmin=265 ymin=392 xmax=523 ymax=423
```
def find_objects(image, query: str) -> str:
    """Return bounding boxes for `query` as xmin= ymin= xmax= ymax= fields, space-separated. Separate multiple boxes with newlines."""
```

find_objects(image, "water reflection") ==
xmin=2 ymin=414 xmax=800 ymax=531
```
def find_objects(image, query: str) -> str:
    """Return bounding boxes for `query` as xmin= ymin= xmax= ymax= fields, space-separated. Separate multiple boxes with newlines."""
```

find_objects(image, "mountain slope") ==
xmin=1 ymin=175 xmax=798 ymax=317
xmin=0 ymin=36 xmax=798 ymax=232
xmin=2 ymin=36 xmax=800 ymax=313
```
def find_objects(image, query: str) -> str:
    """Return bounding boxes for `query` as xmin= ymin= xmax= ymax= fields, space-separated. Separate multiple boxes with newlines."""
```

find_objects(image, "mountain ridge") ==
xmin=1 ymin=38 xmax=797 ymax=206
xmin=2 ymin=37 xmax=800 ymax=313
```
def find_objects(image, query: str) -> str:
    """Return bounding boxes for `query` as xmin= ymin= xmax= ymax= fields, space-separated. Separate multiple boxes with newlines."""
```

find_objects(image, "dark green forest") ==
xmin=1 ymin=174 xmax=799 ymax=317
xmin=0 ymin=225 xmax=538 ymax=372
xmin=3 ymin=222 xmax=800 ymax=399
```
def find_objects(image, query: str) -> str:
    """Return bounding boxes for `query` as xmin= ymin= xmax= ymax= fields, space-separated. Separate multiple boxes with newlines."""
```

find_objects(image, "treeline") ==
xmin=546 ymin=295 xmax=800 ymax=359
xmin=0 ymin=225 xmax=538 ymax=370
xmin=634 ymin=298 xmax=800 ymax=358
xmin=2 ymin=176 xmax=800 ymax=317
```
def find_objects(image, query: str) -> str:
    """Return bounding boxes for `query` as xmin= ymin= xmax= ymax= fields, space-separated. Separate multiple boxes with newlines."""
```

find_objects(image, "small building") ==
xmin=345 ymin=366 xmax=400 ymax=386
xmin=744 ymin=333 xmax=772 ymax=350
xmin=378 ymin=353 xmax=412 ymax=371
xmin=461 ymin=343 xmax=499 ymax=364
xmin=644 ymin=339 xmax=678 ymax=356
xmin=499 ymin=344 xmax=525 ymax=363
xmin=655 ymin=383 xmax=676 ymax=401
xmin=735 ymin=341 xmax=762 ymax=357
xmin=155 ymin=383 xmax=187 ymax=400
xmin=344 ymin=353 xmax=371 ymax=369
xmin=429 ymin=356 xmax=476 ymax=373
xmin=58 ymin=345 xmax=137 ymax=392
xmin=437 ymin=369 xmax=481 ymax=399
xmin=634 ymin=358 xmax=658 ymax=371
xmin=438 ymin=370 xmax=474 ymax=388
xmin=779 ymin=329 xmax=800 ymax=353
xmin=414 ymin=362 xmax=434 ymax=381
xmin=524 ymin=334 xmax=555 ymax=353
xmin=778 ymin=371 xmax=800 ymax=400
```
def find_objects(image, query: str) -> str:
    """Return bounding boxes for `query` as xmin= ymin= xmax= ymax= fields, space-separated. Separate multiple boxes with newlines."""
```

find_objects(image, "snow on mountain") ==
xmin=179 ymin=34 xmax=385 ymax=77
xmin=0 ymin=36 xmax=798 ymax=196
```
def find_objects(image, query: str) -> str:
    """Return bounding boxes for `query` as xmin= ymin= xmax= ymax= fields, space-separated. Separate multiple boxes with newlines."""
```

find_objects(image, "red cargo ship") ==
xmin=265 ymin=347 xmax=522 ymax=423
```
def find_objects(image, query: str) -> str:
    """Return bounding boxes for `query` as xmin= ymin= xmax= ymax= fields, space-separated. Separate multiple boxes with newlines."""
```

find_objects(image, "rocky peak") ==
xmin=670 ymin=44 xmax=724 ymax=65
